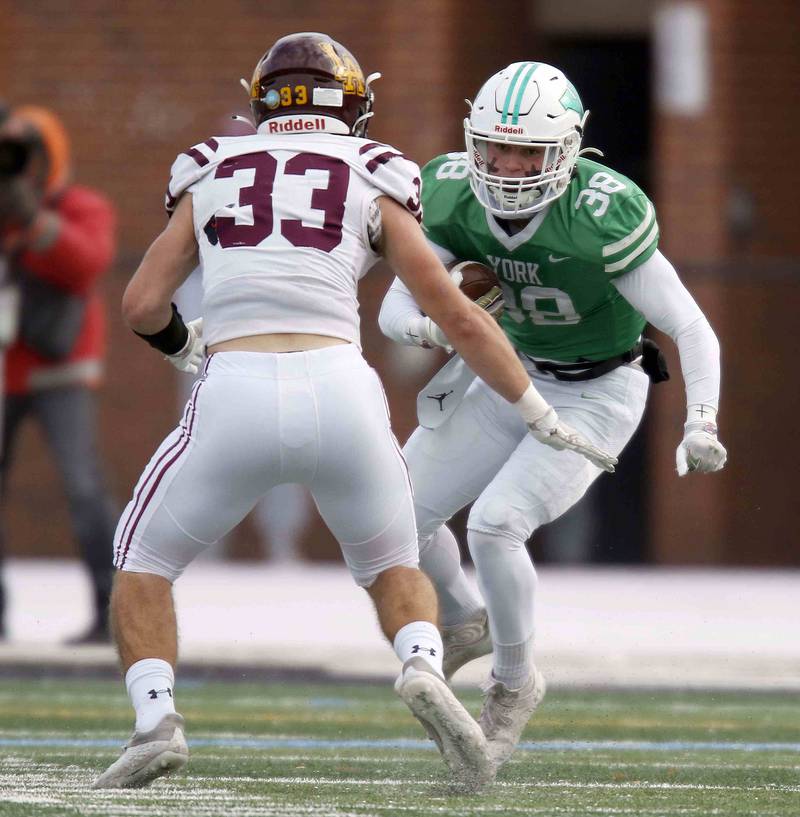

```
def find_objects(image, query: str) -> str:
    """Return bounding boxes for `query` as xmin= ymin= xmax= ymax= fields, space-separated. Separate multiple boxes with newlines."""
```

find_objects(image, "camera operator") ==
xmin=0 ymin=103 xmax=118 ymax=643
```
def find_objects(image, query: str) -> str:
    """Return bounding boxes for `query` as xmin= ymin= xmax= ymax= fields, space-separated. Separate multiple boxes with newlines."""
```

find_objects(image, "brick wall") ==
xmin=2 ymin=1 xmax=797 ymax=565
xmin=1 ymin=0 xmax=528 ymax=560
xmin=649 ymin=0 xmax=800 ymax=564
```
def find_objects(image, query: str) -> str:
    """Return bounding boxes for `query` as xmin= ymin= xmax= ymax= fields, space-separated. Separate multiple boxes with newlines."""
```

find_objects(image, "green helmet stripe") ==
xmin=501 ymin=63 xmax=532 ymax=124
xmin=511 ymin=62 xmax=539 ymax=124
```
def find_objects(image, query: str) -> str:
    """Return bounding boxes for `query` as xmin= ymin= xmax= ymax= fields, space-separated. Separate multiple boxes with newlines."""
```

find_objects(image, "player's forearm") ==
xmin=613 ymin=251 xmax=721 ymax=416
xmin=439 ymin=304 xmax=530 ymax=404
xmin=123 ymin=194 xmax=198 ymax=334
xmin=379 ymin=195 xmax=538 ymax=405
xmin=673 ymin=316 xmax=720 ymax=412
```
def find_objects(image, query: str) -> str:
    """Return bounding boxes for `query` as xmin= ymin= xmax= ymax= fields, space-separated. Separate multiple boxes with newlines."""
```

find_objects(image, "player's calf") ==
xmin=441 ymin=609 xmax=493 ymax=680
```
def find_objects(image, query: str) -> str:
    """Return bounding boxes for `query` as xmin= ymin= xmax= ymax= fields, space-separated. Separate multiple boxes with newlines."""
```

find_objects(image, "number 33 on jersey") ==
xmin=163 ymin=132 xmax=422 ymax=349
xmin=422 ymin=152 xmax=659 ymax=363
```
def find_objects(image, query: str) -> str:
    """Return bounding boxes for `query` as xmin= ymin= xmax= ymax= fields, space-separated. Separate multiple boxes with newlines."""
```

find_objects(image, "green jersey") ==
xmin=421 ymin=153 xmax=658 ymax=362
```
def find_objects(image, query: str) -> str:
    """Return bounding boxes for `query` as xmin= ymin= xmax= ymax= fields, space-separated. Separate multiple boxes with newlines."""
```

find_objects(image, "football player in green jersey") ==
xmin=379 ymin=62 xmax=727 ymax=772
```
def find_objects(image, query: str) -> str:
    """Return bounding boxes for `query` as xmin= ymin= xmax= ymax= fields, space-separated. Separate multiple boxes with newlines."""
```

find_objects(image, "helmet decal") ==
xmin=318 ymin=41 xmax=365 ymax=96
xmin=559 ymin=81 xmax=584 ymax=116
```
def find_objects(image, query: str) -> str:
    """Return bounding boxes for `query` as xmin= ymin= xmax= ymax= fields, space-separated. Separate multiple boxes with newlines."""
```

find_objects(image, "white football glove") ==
xmin=420 ymin=316 xmax=452 ymax=352
xmin=676 ymin=420 xmax=727 ymax=476
xmin=165 ymin=317 xmax=204 ymax=375
xmin=528 ymin=408 xmax=618 ymax=473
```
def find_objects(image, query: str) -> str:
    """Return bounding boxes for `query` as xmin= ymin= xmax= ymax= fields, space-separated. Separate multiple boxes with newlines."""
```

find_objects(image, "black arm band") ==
xmin=133 ymin=303 xmax=189 ymax=355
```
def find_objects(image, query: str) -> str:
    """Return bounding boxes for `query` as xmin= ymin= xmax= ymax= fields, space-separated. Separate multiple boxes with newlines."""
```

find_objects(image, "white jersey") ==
xmin=166 ymin=127 xmax=422 ymax=348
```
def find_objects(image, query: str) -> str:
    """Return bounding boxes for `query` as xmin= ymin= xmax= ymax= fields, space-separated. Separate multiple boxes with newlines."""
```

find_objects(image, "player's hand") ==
xmin=165 ymin=317 xmax=204 ymax=374
xmin=528 ymin=408 xmax=618 ymax=473
xmin=419 ymin=317 xmax=452 ymax=353
xmin=676 ymin=421 xmax=727 ymax=476
xmin=414 ymin=288 xmax=503 ymax=353
xmin=474 ymin=285 xmax=504 ymax=319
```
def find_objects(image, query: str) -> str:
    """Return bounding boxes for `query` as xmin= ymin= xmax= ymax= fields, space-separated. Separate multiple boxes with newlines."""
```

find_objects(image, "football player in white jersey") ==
xmin=93 ymin=37 xmax=616 ymax=790
xmin=379 ymin=62 xmax=727 ymax=771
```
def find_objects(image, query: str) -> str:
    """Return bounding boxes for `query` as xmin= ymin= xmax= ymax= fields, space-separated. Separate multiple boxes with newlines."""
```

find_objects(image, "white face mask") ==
xmin=465 ymin=128 xmax=581 ymax=217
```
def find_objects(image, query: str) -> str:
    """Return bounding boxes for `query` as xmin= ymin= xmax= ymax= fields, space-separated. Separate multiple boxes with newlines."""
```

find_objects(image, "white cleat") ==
xmin=395 ymin=657 xmax=494 ymax=788
xmin=92 ymin=713 xmax=188 ymax=789
xmin=441 ymin=609 xmax=493 ymax=680
xmin=479 ymin=668 xmax=546 ymax=771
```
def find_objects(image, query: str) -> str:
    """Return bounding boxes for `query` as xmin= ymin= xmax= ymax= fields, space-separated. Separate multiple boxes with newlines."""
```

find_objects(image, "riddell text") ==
xmin=268 ymin=118 xmax=328 ymax=133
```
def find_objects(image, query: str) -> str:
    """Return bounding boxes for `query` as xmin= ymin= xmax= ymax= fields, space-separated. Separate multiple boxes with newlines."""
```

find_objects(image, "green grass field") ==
xmin=0 ymin=676 xmax=798 ymax=816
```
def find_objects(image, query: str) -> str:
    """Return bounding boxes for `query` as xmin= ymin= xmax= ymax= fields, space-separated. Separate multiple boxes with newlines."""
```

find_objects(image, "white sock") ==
xmin=393 ymin=621 xmax=444 ymax=677
xmin=493 ymin=637 xmax=535 ymax=689
xmin=418 ymin=526 xmax=484 ymax=627
xmin=468 ymin=529 xmax=537 ymax=688
xmin=126 ymin=658 xmax=177 ymax=732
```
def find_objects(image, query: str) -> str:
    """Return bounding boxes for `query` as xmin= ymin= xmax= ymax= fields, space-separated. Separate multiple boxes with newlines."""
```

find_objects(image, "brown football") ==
xmin=447 ymin=260 xmax=499 ymax=300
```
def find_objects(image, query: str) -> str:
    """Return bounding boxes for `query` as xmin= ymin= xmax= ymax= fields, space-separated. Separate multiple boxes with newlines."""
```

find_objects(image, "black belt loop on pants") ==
xmin=526 ymin=340 xmax=644 ymax=383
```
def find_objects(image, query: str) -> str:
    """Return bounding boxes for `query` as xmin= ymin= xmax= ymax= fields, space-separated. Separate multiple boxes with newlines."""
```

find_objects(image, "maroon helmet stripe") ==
xmin=204 ymin=138 xmax=219 ymax=151
xmin=183 ymin=146 xmax=210 ymax=167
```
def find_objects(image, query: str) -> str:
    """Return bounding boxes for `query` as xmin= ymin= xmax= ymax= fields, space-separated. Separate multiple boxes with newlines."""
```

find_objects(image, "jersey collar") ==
xmin=485 ymin=204 xmax=550 ymax=252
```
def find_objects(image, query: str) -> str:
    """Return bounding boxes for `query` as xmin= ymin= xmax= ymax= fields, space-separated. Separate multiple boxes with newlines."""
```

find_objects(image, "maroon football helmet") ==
xmin=250 ymin=33 xmax=375 ymax=137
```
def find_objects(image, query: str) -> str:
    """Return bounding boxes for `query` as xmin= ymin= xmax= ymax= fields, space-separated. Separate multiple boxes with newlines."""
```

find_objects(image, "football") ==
xmin=448 ymin=260 xmax=499 ymax=300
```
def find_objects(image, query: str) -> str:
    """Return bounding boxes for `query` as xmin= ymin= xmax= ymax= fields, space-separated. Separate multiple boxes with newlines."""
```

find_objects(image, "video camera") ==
xmin=0 ymin=137 xmax=34 ymax=178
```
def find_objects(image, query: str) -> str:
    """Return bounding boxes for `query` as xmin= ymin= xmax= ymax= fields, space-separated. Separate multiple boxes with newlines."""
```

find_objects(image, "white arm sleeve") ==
xmin=377 ymin=240 xmax=457 ymax=346
xmin=612 ymin=249 xmax=720 ymax=412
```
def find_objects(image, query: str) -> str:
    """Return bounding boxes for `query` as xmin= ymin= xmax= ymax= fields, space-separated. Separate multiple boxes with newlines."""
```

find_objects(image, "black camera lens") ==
xmin=0 ymin=139 xmax=31 ymax=177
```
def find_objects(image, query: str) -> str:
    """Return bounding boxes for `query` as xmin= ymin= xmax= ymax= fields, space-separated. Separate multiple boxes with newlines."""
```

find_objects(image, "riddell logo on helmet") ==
xmin=494 ymin=124 xmax=524 ymax=134
xmin=267 ymin=116 xmax=328 ymax=133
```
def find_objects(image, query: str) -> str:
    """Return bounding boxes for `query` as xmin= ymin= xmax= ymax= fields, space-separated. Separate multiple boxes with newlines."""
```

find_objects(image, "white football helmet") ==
xmin=465 ymin=62 xmax=588 ymax=217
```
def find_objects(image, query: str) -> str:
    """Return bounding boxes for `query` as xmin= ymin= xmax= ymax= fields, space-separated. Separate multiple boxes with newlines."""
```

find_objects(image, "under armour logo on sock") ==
xmin=411 ymin=645 xmax=437 ymax=656
xmin=147 ymin=687 xmax=173 ymax=699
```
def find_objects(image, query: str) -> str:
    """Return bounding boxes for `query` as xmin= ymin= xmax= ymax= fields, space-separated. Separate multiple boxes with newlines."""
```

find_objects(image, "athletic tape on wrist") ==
xmin=134 ymin=303 xmax=189 ymax=355
xmin=513 ymin=383 xmax=551 ymax=424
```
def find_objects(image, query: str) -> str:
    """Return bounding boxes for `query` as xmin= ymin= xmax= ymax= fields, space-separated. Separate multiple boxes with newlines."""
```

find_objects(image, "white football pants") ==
xmin=114 ymin=346 xmax=417 ymax=586
xmin=405 ymin=361 xmax=650 ymax=548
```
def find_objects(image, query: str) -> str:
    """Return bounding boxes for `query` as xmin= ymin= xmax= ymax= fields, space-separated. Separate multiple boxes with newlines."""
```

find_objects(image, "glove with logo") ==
xmin=165 ymin=317 xmax=204 ymax=375
xmin=676 ymin=421 xmax=727 ymax=475
xmin=528 ymin=408 xmax=618 ymax=473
